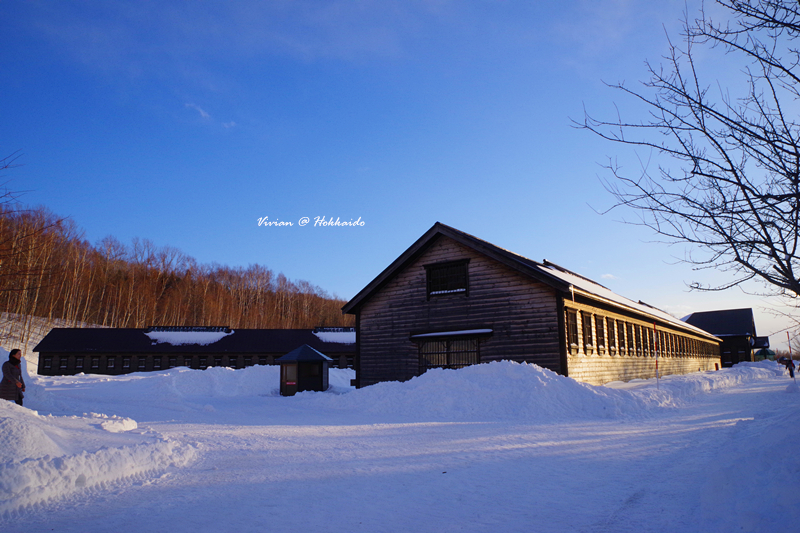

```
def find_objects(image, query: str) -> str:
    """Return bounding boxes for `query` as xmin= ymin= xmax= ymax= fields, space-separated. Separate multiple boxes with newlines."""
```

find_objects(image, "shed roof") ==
xmin=342 ymin=222 xmax=719 ymax=341
xmin=34 ymin=328 xmax=355 ymax=355
xmin=276 ymin=344 xmax=333 ymax=362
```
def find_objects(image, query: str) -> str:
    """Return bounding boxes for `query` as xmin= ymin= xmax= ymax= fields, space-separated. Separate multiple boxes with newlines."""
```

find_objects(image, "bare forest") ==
xmin=0 ymin=204 xmax=353 ymax=348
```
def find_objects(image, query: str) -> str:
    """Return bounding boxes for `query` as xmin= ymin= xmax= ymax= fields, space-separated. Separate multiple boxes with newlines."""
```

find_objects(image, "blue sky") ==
xmin=1 ymin=1 xmax=793 ymax=347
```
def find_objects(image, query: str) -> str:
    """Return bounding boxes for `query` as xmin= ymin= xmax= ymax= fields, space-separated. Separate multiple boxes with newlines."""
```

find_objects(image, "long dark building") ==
xmin=34 ymin=326 xmax=355 ymax=376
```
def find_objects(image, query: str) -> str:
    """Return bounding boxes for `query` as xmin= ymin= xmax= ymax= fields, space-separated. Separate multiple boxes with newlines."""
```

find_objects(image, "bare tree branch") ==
xmin=580 ymin=0 xmax=800 ymax=305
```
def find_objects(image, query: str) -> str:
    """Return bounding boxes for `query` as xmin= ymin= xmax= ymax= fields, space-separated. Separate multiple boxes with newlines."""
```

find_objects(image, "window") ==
xmin=244 ymin=356 xmax=252 ymax=367
xmin=107 ymin=358 xmax=115 ymax=370
xmin=214 ymin=356 xmax=222 ymax=367
xmin=606 ymin=318 xmax=616 ymax=354
xmin=595 ymin=315 xmax=605 ymax=351
xmin=60 ymin=357 xmax=68 ymax=370
xmin=566 ymin=309 xmax=579 ymax=353
xmin=154 ymin=358 xmax=162 ymax=370
xmin=91 ymin=357 xmax=100 ymax=370
xmin=76 ymin=357 xmax=84 ymax=370
xmin=169 ymin=357 xmax=177 ymax=368
xmin=138 ymin=358 xmax=146 ymax=370
xmin=229 ymin=356 xmax=238 ymax=368
xmin=258 ymin=356 xmax=267 ymax=366
xmin=425 ymin=260 xmax=469 ymax=299
xmin=44 ymin=357 xmax=52 ymax=370
xmin=626 ymin=323 xmax=635 ymax=355
xmin=182 ymin=356 xmax=192 ymax=367
xmin=635 ymin=325 xmax=643 ymax=356
xmin=419 ymin=338 xmax=479 ymax=373
xmin=123 ymin=357 xmax=131 ymax=369
xmin=199 ymin=356 xmax=208 ymax=368
xmin=581 ymin=311 xmax=594 ymax=353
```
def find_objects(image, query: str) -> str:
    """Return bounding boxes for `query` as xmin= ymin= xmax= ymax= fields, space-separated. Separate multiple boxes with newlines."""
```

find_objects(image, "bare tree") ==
xmin=581 ymin=1 xmax=800 ymax=304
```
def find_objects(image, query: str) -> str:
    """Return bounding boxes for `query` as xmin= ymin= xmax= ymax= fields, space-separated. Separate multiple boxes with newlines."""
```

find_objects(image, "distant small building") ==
xmin=34 ymin=326 xmax=355 ymax=376
xmin=683 ymin=308 xmax=768 ymax=367
xmin=277 ymin=344 xmax=332 ymax=396
xmin=343 ymin=223 xmax=721 ymax=387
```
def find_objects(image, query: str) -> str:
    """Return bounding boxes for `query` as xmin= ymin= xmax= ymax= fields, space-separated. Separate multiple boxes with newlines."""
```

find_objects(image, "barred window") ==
xmin=606 ymin=318 xmax=616 ymax=353
xmin=581 ymin=311 xmax=594 ymax=352
xmin=635 ymin=325 xmax=643 ymax=356
xmin=426 ymin=260 xmax=469 ymax=298
xmin=595 ymin=315 xmax=605 ymax=349
xmin=626 ymin=323 xmax=635 ymax=354
xmin=566 ymin=309 xmax=579 ymax=350
xmin=419 ymin=338 xmax=479 ymax=373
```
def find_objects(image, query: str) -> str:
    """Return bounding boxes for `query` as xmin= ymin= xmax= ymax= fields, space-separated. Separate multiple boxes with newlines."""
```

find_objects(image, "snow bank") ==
xmin=299 ymin=360 xmax=793 ymax=422
xmin=0 ymin=402 xmax=196 ymax=517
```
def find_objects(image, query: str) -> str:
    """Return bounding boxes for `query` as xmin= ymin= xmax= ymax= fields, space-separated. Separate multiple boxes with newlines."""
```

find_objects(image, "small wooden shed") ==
xmin=277 ymin=344 xmax=332 ymax=396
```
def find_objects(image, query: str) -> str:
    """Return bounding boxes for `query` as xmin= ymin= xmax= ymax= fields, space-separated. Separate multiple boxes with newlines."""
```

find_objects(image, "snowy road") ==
xmin=3 ymin=362 xmax=800 ymax=532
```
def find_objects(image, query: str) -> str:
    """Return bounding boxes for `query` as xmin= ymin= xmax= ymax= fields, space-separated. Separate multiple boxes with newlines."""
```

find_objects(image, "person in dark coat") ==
xmin=1 ymin=349 xmax=25 ymax=406
xmin=778 ymin=356 xmax=796 ymax=378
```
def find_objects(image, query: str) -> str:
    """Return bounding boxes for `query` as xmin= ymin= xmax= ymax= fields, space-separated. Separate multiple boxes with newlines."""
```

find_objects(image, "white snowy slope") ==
xmin=1 ymin=354 xmax=799 ymax=533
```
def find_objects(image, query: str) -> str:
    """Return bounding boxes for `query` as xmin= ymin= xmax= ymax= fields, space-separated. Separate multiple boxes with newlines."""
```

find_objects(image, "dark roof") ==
xmin=341 ymin=222 xmax=720 ymax=341
xmin=34 ymin=328 xmax=355 ymax=355
xmin=683 ymin=308 xmax=757 ymax=337
xmin=276 ymin=344 xmax=333 ymax=362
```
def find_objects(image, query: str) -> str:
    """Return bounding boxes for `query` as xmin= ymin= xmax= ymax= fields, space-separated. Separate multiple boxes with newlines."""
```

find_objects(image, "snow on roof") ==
xmin=312 ymin=329 xmax=355 ymax=344
xmin=145 ymin=330 xmax=234 ymax=346
xmin=540 ymin=264 xmax=716 ymax=339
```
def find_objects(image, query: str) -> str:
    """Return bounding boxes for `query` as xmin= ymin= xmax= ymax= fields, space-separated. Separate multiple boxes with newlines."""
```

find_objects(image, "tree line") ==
xmin=0 ymin=202 xmax=352 ymax=347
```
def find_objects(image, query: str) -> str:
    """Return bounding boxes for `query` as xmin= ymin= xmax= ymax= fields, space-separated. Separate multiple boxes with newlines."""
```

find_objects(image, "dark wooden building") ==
xmin=277 ymin=344 xmax=333 ymax=396
xmin=34 ymin=326 xmax=355 ymax=376
xmin=343 ymin=223 xmax=721 ymax=387
xmin=683 ymin=308 xmax=767 ymax=367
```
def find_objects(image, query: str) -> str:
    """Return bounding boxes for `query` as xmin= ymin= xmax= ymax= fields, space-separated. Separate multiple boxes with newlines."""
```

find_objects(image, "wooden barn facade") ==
xmin=34 ymin=326 xmax=355 ymax=376
xmin=342 ymin=223 xmax=721 ymax=387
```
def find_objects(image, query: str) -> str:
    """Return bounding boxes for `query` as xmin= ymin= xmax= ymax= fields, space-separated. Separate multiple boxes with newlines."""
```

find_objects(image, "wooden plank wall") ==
xmin=358 ymin=236 xmax=562 ymax=387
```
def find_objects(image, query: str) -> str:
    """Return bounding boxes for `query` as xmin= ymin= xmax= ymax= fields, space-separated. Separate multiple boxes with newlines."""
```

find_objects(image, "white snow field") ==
xmin=1 ymin=354 xmax=799 ymax=533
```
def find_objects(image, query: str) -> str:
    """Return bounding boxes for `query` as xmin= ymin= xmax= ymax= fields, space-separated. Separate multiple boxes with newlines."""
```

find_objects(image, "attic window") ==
xmin=425 ymin=260 xmax=469 ymax=299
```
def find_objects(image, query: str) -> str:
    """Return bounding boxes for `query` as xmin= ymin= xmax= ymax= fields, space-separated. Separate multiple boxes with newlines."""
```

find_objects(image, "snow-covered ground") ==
xmin=2 ymin=352 xmax=799 ymax=533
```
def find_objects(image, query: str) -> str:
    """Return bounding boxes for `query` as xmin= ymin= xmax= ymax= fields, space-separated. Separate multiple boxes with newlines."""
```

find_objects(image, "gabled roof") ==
xmin=683 ymin=308 xmax=757 ymax=337
xmin=34 ymin=328 xmax=355 ymax=355
xmin=342 ymin=222 xmax=719 ymax=341
xmin=276 ymin=344 xmax=333 ymax=362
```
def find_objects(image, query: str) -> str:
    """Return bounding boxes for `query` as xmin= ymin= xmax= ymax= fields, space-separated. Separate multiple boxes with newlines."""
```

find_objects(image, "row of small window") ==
xmin=566 ymin=309 xmax=717 ymax=358
xmin=42 ymin=355 xmax=270 ymax=372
